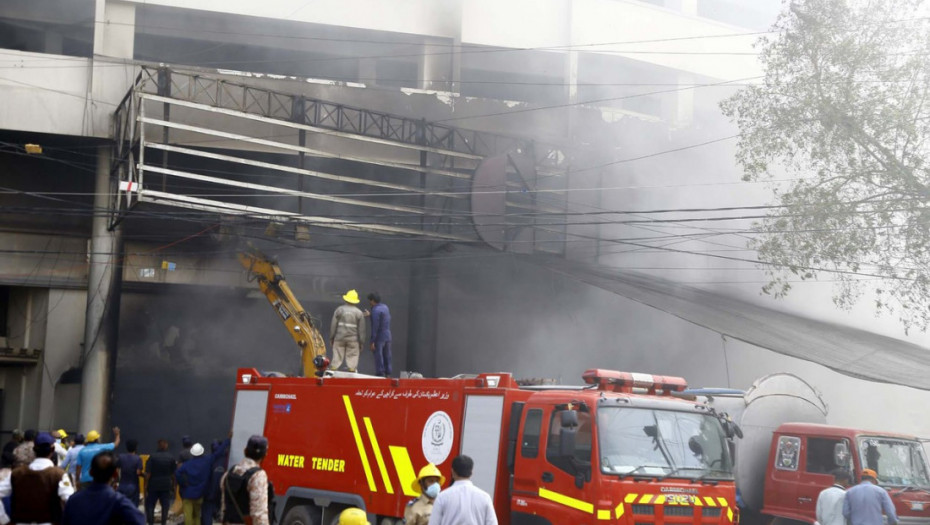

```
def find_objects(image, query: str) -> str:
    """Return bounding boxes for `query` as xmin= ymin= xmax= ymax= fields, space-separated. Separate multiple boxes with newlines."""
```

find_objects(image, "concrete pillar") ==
xmin=405 ymin=259 xmax=439 ymax=377
xmin=78 ymin=146 xmax=122 ymax=434
xmin=418 ymin=37 xmax=456 ymax=92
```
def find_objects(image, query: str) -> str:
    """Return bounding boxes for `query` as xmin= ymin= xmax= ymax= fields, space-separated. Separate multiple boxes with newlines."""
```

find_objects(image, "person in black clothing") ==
xmin=178 ymin=435 xmax=193 ymax=464
xmin=201 ymin=439 xmax=230 ymax=525
xmin=144 ymin=439 xmax=176 ymax=525
xmin=117 ymin=439 xmax=143 ymax=506
xmin=62 ymin=450 xmax=144 ymax=525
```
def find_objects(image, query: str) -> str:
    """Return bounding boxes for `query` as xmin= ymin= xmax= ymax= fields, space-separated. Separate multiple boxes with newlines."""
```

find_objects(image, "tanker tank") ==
xmin=686 ymin=374 xmax=828 ymax=513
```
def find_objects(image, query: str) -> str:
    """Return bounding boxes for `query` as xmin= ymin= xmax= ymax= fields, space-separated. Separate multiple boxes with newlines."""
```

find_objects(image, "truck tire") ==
xmin=283 ymin=505 xmax=318 ymax=525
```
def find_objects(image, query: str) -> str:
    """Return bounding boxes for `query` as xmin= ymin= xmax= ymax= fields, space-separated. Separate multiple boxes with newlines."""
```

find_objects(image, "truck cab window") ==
xmin=546 ymin=409 xmax=592 ymax=475
xmin=776 ymin=436 xmax=801 ymax=471
xmin=521 ymin=409 xmax=543 ymax=458
xmin=806 ymin=438 xmax=847 ymax=474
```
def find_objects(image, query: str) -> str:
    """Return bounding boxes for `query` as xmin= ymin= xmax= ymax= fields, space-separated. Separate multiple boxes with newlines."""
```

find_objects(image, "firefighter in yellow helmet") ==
xmin=338 ymin=507 xmax=370 ymax=525
xmin=404 ymin=464 xmax=445 ymax=525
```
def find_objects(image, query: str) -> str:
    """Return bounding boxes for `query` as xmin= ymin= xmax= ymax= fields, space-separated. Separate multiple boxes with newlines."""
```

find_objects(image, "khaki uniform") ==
xmin=330 ymin=304 xmax=365 ymax=371
xmin=404 ymin=494 xmax=433 ymax=525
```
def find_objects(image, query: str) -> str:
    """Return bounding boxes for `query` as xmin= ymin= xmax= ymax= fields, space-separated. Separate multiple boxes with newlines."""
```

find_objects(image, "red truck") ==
xmin=228 ymin=368 xmax=741 ymax=525
xmin=690 ymin=374 xmax=930 ymax=525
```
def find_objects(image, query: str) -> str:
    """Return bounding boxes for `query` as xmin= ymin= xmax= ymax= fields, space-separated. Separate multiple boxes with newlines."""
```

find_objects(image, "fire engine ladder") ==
xmin=110 ymin=65 xmax=586 ymax=255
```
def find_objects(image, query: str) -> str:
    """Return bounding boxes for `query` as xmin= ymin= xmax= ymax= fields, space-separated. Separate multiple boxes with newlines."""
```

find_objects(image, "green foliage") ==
xmin=721 ymin=0 xmax=930 ymax=332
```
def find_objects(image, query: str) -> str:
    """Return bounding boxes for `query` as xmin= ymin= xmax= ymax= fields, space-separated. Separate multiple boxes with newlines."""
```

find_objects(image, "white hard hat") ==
xmin=191 ymin=443 xmax=204 ymax=457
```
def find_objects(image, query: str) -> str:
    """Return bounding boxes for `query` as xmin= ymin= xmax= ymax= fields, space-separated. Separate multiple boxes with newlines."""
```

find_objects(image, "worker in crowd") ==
xmin=52 ymin=429 xmax=69 ymax=464
xmin=405 ymin=464 xmax=445 ymax=525
xmin=76 ymin=427 xmax=121 ymax=488
xmin=117 ymin=439 xmax=144 ymax=507
xmin=366 ymin=292 xmax=392 ymax=377
xmin=816 ymin=469 xmax=850 ymax=525
xmin=177 ymin=436 xmax=230 ymax=525
xmin=178 ymin=435 xmax=194 ymax=464
xmin=202 ymin=439 xmax=231 ymax=525
xmin=62 ymin=450 xmax=144 ymax=525
xmin=61 ymin=433 xmax=85 ymax=479
xmin=428 ymin=455 xmax=497 ymax=525
xmin=1 ymin=430 xmax=22 ymax=468
xmin=843 ymin=469 xmax=898 ymax=525
xmin=0 ymin=432 xmax=74 ymax=524
xmin=221 ymin=435 xmax=273 ymax=525
xmin=12 ymin=429 xmax=37 ymax=467
xmin=145 ymin=439 xmax=177 ymax=525
xmin=330 ymin=289 xmax=366 ymax=372
xmin=339 ymin=507 xmax=370 ymax=525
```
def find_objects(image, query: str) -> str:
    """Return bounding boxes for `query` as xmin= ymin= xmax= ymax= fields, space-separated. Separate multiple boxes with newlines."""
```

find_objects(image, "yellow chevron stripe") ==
xmin=654 ymin=495 xmax=666 ymax=504
xmin=342 ymin=395 xmax=376 ymax=492
xmin=598 ymin=509 xmax=611 ymax=520
xmin=704 ymin=497 xmax=717 ymax=507
xmin=693 ymin=497 xmax=704 ymax=506
xmin=389 ymin=446 xmax=419 ymax=497
xmin=624 ymin=493 xmax=639 ymax=504
xmin=639 ymin=494 xmax=654 ymax=504
xmin=363 ymin=417 xmax=394 ymax=494
xmin=727 ymin=507 xmax=734 ymax=522
xmin=717 ymin=497 xmax=728 ymax=507
xmin=538 ymin=488 xmax=594 ymax=514
xmin=615 ymin=502 xmax=626 ymax=519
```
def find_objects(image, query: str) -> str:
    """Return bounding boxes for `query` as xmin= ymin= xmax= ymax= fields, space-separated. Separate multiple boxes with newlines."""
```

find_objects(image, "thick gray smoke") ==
xmin=106 ymin=0 xmax=930 ymax=452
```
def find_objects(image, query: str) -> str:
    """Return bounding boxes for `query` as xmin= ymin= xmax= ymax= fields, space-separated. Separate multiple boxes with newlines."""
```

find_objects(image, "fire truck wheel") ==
xmin=282 ymin=504 xmax=318 ymax=525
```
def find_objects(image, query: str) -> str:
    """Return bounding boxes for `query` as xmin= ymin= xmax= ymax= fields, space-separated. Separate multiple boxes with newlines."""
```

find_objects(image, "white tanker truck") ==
xmin=682 ymin=374 xmax=930 ymax=525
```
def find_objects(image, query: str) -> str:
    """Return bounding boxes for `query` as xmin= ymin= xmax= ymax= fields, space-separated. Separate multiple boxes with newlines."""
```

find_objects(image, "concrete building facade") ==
xmin=3 ymin=0 xmax=928 ymax=448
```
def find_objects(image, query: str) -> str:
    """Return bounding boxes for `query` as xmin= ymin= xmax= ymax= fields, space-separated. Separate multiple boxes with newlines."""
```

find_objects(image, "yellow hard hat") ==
xmin=342 ymin=289 xmax=360 ymax=304
xmin=86 ymin=430 xmax=101 ymax=442
xmin=55 ymin=429 xmax=67 ymax=439
xmin=338 ymin=508 xmax=369 ymax=525
xmin=410 ymin=463 xmax=446 ymax=495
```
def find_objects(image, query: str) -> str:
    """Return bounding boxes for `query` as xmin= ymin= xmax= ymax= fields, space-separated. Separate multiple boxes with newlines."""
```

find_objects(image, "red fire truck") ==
xmin=228 ymin=368 xmax=741 ymax=525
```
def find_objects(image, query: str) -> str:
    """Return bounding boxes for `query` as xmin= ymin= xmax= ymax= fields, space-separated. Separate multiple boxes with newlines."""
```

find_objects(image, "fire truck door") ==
xmin=796 ymin=437 xmax=852 ymax=521
xmin=512 ymin=405 xmax=593 ymax=522
xmin=764 ymin=434 xmax=802 ymax=520
xmin=229 ymin=389 xmax=270 ymax=467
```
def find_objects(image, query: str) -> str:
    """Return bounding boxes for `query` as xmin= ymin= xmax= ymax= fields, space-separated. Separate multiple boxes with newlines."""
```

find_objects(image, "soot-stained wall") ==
xmin=111 ymin=250 xmax=411 ymax=454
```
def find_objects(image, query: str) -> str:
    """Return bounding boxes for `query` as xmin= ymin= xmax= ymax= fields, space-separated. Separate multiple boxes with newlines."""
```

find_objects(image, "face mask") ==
xmin=424 ymin=483 xmax=440 ymax=499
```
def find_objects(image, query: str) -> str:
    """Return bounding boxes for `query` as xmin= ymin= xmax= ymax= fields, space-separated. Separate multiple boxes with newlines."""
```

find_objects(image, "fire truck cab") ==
xmin=762 ymin=423 xmax=930 ymax=525
xmin=228 ymin=368 xmax=740 ymax=525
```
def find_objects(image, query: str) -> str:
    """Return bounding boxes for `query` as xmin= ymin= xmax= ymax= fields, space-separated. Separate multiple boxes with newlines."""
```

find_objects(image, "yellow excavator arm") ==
xmin=237 ymin=249 xmax=327 ymax=377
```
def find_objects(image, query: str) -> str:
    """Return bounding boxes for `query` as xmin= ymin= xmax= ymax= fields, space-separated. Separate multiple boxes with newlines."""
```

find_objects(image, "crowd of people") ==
xmin=0 ymin=427 xmax=268 ymax=525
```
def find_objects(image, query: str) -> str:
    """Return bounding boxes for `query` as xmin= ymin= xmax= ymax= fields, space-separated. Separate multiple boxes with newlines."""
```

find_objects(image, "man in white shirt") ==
xmin=428 ymin=455 xmax=497 ymax=525
xmin=817 ymin=469 xmax=851 ymax=525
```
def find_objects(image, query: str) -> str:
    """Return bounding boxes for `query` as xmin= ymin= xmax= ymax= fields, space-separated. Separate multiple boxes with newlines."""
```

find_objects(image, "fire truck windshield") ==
xmin=597 ymin=407 xmax=733 ymax=480
xmin=858 ymin=437 xmax=930 ymax=487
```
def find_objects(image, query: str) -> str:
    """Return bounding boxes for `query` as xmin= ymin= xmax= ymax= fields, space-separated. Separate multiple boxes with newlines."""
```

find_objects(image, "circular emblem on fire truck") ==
xmin=422 ymin=411 xmax=454 ymax=465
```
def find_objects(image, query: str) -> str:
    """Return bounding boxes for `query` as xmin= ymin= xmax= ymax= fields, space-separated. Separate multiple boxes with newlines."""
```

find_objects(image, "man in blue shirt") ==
xmin=367 ymin=292 xmax=392 ymax=377
xmin=843 ymin=468 xmax=899 ymax=525
xmin=176 ymin=438 xmax=230 ymax=525
xmin=117 ymin=438 xmax=143 ymax=506
xmin=63 ymin=450 xmax=144 ymax=525
xmin=76 ymin=427 xmax=121 ymax=488
xmin=61 ymin=433 xmax=84 ymax=478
